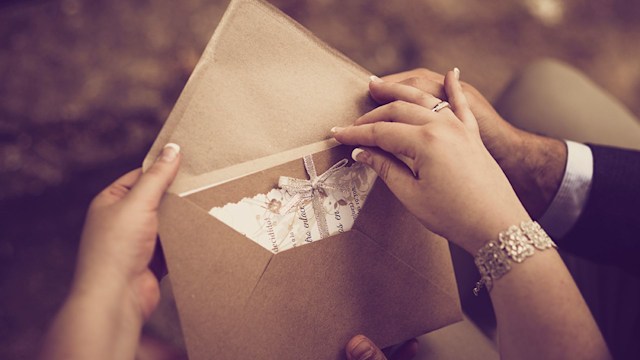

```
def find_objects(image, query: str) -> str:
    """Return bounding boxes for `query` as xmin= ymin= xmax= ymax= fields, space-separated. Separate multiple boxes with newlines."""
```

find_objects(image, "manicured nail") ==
xmin=369 ymin=75 xmax=383 ymax=83
xmin=331 ymin=126 xmax=345 ymax=134
xmin=159 ymin=143 xmax=180 ymax=162
xmin=453 ymin=67 xmax=460 ymax=80
xmin=350 ymin=337 xmax=375 ymax=360
xmin=351 ymin=148 xmax=369 ymax=163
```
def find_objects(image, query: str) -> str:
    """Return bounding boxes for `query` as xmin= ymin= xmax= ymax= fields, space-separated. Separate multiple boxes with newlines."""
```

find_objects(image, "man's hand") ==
xmin=346 ymin=335 xmax=418 ymax=360
xmin=379 ymin=68 xmax=567 ymax=219
xmin=41 ymin=143 xmax=181 ymax=360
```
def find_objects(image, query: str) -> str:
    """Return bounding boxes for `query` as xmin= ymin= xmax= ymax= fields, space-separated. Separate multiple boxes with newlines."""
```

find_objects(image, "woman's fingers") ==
xmin=381 ymin=67 xmax=444 ymax=84
xmin=351 ymin=147 xmax=416 ymax=199
xmin=369 ymin=77 xmax=443 ymax=108
xmin=127 ymin=143 xmax=181 ymax=211
xmin=355 ymin=100 xmax=439 ymax=126
xmin=444 ymin=68 xmax=477 ymax=128
xmin=333 ymin=122 xmax=417 ymax=159
xmin=346 ymin=335 xmax=388 ymax=360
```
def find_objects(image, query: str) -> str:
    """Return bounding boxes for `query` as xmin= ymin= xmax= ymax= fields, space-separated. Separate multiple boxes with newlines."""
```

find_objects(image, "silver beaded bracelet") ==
xmin=473 ymin=220 xmax=557 ymax=296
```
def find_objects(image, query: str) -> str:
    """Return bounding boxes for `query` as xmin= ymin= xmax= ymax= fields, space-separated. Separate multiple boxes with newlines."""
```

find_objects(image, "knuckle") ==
xmin=387 ymin=100 xmax=407 ymax=113
xmin=370 ymin=121 xmax=385 ymax=139
xmin=418 ymin=123 xmax=445 ymax=142
xmin=415 ymin=68 xmax=430 ymax=77
xmin=402 ymin=76 xmax=422 ymax=88
xmin=418 ymin=126 xmax=434 ymax=142
xmin=402 ymin=77 xmax=426 ymax=90
xmin=107 ymin=183 xmax=129 ymax=199
xmin=416 ymin=92 xmax=433 ymax=106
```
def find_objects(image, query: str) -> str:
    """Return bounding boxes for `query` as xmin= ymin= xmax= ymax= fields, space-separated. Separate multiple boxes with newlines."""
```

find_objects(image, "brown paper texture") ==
xmin=143 ymin=0 xmax=375 ymax=194
xmin=144 ymin=0 xmax=462 ymax=359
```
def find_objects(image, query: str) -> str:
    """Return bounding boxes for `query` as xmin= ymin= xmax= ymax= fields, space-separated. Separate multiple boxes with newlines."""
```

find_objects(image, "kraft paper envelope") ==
xmin=143 ymin=0 xmax=462 ymax=359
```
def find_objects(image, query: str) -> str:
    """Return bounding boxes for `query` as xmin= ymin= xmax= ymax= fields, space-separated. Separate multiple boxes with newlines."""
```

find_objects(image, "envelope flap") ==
xmin=354 ymin=180 xmax=460 ymax=299
xmin=229 ymin=230 xmax=462 ymax=359
xmin=143 ymin=0 xmax=375 ymax=194
xmin=157 ymin=193 xmax=273 ymax=357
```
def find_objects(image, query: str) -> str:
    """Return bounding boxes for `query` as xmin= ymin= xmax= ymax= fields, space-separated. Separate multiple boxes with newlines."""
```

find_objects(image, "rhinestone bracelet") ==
xmin=473 ymin=220 xmax=556 ymax=296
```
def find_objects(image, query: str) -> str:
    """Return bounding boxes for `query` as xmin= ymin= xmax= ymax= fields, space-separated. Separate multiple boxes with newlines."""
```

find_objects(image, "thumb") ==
xmin=346 ymin=335 xmax=388 ymax=360
xmin=127 ymin=143 xmax=181 ymax=210
xmin=443 ymin=67 xmax=477 ymax=130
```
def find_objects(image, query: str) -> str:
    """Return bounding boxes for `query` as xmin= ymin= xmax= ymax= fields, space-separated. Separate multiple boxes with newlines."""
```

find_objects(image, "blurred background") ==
xmin=1 ymin=0 xmax=640 ymax=358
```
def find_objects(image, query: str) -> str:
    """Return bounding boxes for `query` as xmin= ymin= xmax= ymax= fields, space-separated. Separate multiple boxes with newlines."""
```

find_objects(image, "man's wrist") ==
xmin=498 ymin=129 xmax=567 ymax=219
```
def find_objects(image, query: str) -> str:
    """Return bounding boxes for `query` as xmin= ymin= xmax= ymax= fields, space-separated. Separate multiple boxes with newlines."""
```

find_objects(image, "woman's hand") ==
xmin=74 ymin=143 xmax=181 ymax=320
xmin=337 ymin=69 xmax=610 ymax=360
xmin=333 ymin=70 xmax=530 ymax=253
xmin=379 ymin=68 xmax=566 ymax=219
xmin=41 ymin=144 xmax=181 ymax=360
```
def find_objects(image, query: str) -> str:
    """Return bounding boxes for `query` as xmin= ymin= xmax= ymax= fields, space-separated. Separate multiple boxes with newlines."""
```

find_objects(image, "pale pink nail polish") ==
xmin=453 ymin=67 xmax=460 ymax=80
xmin=351 ymin=148 xmax=370 ymax=164
xmin=160 ymin=143 xmax=180 ymax=162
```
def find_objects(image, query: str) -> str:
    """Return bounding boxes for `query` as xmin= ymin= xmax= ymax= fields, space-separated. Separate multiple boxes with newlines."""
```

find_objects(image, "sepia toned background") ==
xmin=1 ymin=0 xmax=640 ymax=358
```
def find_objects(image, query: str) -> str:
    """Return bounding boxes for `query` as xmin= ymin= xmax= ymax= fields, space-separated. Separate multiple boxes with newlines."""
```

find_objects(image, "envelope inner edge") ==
xmin=177 ymin=139 xmax=340 ymax=197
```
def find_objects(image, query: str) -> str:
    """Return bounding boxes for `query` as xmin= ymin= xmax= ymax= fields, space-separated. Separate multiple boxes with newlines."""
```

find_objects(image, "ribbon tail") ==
xmin=311 ymin=196 xmax=330 ymax=239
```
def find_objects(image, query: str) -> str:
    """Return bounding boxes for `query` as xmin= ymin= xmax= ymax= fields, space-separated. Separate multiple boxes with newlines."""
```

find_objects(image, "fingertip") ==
xmin=444 ymin=68 xmax=476 ymax=126
xmin=444 ymin=68 xmax=465 ymax=99
xmin=444 ymin=69 xmax=457 ymax=87
xmin=346 ymin=335 xmax=377 ymax=360
xmin=331 ymin=126 xmax=348 ymax=144
xmin=347 ymin=334 xmax=367 ymax=349
xmin=158 ymin=143 xmax=181 ymax=163
xmin=368 ymin=77 xmax=387 ymax=104
xmin=331 ymin=126 xmax=345 ymax=134
xmin=351 ymin=147 xmax=370 ymax=164
xmin=127 ymin=143 xmax=182 ymax=209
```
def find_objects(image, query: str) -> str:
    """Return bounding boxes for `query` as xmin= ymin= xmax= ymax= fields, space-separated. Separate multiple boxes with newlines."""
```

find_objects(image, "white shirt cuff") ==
xmin=538 ymin=140 xmax=593 ymax=239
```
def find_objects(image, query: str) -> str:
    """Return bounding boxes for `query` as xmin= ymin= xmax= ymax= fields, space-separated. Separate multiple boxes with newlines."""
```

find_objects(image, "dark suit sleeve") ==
xmin=560 ymin=144 xmax=640 ymax=277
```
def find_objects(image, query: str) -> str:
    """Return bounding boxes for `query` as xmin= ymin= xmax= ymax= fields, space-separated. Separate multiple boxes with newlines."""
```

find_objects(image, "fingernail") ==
xmin=350 ymin=338 xmax=375 ymax=360
xmin=351 ymin=148 xmax=369 ymax=163
xmin=159 ymin=143 xmax=180 ymax=162
xmin=331 ymin=126 xmax=345 ymax=134
xmin=369 ymin=75 xmax=383 ymax=83
xmin=453 ymin=67 xmax=460 ymax=80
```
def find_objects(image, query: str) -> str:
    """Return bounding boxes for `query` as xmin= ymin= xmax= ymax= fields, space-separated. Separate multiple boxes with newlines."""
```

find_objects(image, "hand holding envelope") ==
xmin=333 ymin=73 xmax=532 ymax=255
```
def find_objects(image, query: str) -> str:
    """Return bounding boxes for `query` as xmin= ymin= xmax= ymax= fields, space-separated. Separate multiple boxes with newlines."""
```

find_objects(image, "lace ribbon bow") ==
xmin=278 ymin=155 xmax=350 ymax=239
